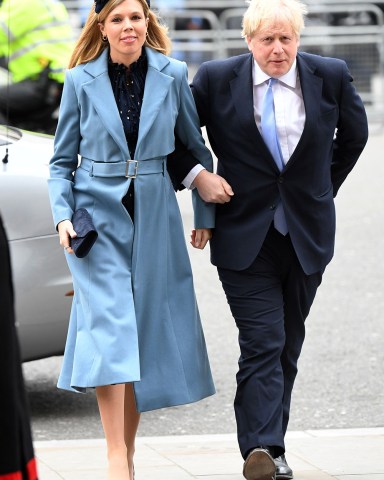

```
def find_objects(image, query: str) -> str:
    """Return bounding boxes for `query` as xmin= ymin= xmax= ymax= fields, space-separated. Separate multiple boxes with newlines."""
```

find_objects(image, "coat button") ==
xmin=270 ymin=204 xmax=276 ymax=210
xmin=278 ymin=176 xmax=284 ymax=184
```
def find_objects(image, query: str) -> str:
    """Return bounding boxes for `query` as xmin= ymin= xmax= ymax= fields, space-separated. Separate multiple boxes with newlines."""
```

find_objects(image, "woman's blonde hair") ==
xmin=242 ymin=0 xmax=307 ymax=39
xmin=68 ymin=0 xmax=172 ymax=68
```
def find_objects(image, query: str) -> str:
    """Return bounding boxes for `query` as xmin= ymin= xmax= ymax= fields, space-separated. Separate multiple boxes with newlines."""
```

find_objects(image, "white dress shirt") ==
xmin=253 ymin=59 xmax=306 ymax=165
xmin=182 ymin=162 xmax=205 ymax=189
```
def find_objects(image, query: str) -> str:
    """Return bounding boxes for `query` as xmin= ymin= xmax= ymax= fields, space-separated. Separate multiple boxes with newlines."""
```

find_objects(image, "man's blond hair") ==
xmin=242 ymin=0 xmax=308 ymax=39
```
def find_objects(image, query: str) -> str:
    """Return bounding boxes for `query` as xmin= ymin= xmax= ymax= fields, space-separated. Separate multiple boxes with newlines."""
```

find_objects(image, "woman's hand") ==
xmin=57 ymin=219 xmax=77 ymax=255
xmin=190 ymin=228 xmax=212 ymax=250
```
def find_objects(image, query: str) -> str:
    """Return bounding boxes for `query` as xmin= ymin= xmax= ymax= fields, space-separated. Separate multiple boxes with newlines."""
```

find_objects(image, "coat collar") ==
xmin=82 ymin=47 xmax=173 ymax=160
xmin=82 ymin=46 xmax=170 ymax=77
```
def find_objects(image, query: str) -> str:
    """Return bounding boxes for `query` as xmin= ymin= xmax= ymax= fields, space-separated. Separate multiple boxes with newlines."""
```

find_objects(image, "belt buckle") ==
xmin=125 ymin=159 xmax=138 ymax=179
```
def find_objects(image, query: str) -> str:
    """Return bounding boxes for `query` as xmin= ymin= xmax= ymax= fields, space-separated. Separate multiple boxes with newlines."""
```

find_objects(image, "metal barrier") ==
xmin=301 ymin=4 xmax=384 ymax=120
xmin=61 ymin=0 xmax=384 ymax=121
xmin=216 ymin=3 xmax=384 ymax=121
xmin=157 ymin=9 xmax=221 ymax=64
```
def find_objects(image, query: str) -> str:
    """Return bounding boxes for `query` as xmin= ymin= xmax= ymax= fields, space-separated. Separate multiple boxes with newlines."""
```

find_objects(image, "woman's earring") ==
xmin=102 ymin=34 xmax=108 ymax=42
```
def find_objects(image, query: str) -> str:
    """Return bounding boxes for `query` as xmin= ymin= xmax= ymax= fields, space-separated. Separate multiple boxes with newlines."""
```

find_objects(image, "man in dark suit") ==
xmin=169 ymin=0 xmax=368 ymax=478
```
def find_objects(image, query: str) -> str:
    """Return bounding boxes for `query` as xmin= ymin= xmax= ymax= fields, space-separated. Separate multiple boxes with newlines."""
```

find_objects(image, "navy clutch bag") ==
xmin=71 ymin=208 xmax=98 ymax=258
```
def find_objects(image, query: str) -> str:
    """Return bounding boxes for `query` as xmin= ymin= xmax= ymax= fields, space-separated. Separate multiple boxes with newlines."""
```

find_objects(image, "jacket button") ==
xmin=270 ymin=204 xmax=276 ymax=210
xmin=278 ymin=176 xmax=284 ymax=184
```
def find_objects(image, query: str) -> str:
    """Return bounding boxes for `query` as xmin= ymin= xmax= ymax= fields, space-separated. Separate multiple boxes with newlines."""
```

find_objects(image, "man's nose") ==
xmin=272 ymin=40 xmax=284 ymax=53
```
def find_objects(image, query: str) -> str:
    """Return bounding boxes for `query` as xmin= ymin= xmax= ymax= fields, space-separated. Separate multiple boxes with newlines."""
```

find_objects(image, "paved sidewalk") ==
xmin=34 ymin=427 xmax=384 ymax=479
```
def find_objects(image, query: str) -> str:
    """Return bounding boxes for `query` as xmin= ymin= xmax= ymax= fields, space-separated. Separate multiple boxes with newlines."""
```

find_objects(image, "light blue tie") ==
xmin=261 ymin=78 xmax=288 ymax=235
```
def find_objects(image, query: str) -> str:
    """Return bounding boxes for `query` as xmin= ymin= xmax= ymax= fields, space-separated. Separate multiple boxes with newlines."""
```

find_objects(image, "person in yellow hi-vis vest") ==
xmin=0 ymin=0 xmax=75 ymax=132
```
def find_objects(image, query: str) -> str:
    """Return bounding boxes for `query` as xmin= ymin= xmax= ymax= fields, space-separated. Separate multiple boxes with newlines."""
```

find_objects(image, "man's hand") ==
xmin=192 ymin=170 xmax=234 ymax=204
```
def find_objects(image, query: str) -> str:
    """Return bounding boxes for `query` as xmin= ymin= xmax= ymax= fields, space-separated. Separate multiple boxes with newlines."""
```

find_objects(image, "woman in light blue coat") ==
xmin=48 ymin=0 xmax=218 ymax=478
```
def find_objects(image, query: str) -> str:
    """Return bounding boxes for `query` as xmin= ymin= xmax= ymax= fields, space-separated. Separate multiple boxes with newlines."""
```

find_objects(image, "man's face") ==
xmin=246 ymin=20 xmax=299 ymax=77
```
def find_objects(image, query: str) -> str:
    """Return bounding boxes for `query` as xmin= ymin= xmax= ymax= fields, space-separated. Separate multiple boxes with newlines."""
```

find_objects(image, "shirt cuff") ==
xmin=182 ymin=164 xmax=206 ymax=190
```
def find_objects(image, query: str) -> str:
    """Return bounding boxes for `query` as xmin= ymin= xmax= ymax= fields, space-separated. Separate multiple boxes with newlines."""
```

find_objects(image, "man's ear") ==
xmin=246 ymin=35 xmax=252 ymax=51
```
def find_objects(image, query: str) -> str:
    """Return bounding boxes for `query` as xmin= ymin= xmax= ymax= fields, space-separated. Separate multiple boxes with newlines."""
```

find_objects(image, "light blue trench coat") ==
xmin=48 ymin=47 xmax=216 ymax=412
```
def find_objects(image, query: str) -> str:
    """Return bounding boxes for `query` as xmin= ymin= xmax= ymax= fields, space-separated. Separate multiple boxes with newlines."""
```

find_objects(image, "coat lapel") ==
xmin=83 ymin=49 xmax=129 ymax=159
xmin=81 ymin=48 xmax=180 ymax=160
xmin=135 ymin=48 xmax=173 ymax=157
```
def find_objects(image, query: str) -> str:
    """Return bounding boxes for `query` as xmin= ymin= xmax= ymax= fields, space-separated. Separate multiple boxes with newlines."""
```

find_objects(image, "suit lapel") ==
xmin=230 ymin=54 xmax=282 ymax=170
xmin=230 ymin=53 xmax=324 ymax=170
xmin=287 ymin=53 xmax=323 ymax=166
xmin=230 ymin=54 xmax=261 ymax=140
xmin=83 ymin=49 xmax=129 ymax=159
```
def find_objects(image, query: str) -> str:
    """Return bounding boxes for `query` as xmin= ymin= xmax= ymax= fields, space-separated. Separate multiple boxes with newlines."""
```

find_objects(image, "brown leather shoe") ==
xmin=275 ymin=454 xmax=293 ymax=479
xmin=243 ymin=448 xmax=276 ymax=480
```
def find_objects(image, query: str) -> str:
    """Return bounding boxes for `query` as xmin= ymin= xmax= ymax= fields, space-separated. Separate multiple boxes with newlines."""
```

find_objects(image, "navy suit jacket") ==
xmin=169 ymin=52 xmax=368 ymax=274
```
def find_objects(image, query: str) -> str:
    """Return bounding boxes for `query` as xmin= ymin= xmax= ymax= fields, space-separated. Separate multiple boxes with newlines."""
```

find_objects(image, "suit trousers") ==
xmin=217 ymin=225 xmax=323 ymax=459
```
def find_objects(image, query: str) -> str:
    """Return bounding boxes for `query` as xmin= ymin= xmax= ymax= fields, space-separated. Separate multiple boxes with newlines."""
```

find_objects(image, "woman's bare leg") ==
xmin=96 ymin=384 xmax=130 ymax=480
xmin=124 ymin=384 xmax=141 ymax=479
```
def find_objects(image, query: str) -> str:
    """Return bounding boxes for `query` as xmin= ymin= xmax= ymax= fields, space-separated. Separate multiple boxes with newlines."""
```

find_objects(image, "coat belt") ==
xmin=79 ymin=157 xmax=165 ymax=178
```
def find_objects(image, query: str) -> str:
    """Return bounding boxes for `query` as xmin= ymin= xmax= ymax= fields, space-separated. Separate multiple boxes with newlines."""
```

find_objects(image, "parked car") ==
xmin=0 ymin=125 xmax=72 ymax=361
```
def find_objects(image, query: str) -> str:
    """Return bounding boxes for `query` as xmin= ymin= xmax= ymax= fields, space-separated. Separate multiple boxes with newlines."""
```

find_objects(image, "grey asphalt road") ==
xmin=23 ymin=126 xmax=384 ymax=441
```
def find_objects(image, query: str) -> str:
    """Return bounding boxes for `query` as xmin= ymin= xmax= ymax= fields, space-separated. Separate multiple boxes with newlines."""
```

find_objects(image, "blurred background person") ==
xmin=0 ymin=0 xmax=75 ymax=133
xmin=0 ymin=214 xmax=38 ymax=480
xmin=154 ymin=0 xmax=210 ymax=65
